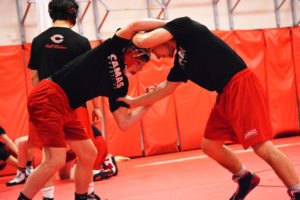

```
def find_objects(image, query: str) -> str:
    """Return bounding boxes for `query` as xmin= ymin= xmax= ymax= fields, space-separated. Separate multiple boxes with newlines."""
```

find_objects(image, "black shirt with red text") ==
xmin=28 ymin=27 xmax=91 ymax=80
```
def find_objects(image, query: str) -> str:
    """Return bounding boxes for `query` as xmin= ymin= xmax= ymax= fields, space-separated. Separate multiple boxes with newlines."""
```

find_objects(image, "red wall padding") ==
xmin=0 ymin=28 xmax=299 ymax=177
xmin=137 ymin=58 xmax=179 ymax=156
xmin=263 ymin=28 xmax=299 ymax=137
xmin=0 ymin=46 xmax=29 ymax=140
xmin=0 ymin=45 xmax=29 ymax=176
xmin=102 ymin=76 xmax=144 ymax=158
xmin=174 ymin=82 xmax=216 ymax=151
xmin=291 ymin=27 xmax=300 ymax=120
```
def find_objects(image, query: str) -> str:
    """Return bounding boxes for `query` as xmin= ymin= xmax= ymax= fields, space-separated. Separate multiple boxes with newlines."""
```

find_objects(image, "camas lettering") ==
xmin=108 ymin=54 xmax=124 ymax=89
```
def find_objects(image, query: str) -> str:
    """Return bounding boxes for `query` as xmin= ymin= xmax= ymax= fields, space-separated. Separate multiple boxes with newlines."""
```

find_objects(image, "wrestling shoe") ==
xmin=103 ymin=155 xmax=118 ymax=176
xmin=6 ymin=170 xmax=26 ymax=186
xmin=288 ymin=189 xmax=300 ymax=200
xmin=93 ymin=169 xmax=113 ymax=181
xmin=25 ymin=165 xmax=33 ymax=177
xmin=87 ymin=192 xmax=101 ymax=200
xmin=230 ymin=172 xmax=260 ymax=200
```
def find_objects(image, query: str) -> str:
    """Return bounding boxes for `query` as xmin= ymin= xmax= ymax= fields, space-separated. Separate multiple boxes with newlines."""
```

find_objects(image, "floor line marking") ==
xmin=134 ymin=142 xmax=300 ymax=168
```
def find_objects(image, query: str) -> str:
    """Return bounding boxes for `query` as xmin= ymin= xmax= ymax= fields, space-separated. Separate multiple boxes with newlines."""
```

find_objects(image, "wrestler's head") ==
xmin=149 ymin=40 xmax=176 ymax=59
xmin=48 ymin=0 xmax=79 ymax=26
xmin=123 ymin=44 xmax=151 ymax=78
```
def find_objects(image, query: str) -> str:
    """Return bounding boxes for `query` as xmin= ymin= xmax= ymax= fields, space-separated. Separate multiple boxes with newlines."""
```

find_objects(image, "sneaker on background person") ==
xmin=103 ymin=155 xmax=118 ymax=176
xmin=25 ymin=165 xmax=34 ymax=177
xmin=6 ymin=169 xmax=26 ymax=186
xmin=93 ymin=168 xmax=113 ymax=182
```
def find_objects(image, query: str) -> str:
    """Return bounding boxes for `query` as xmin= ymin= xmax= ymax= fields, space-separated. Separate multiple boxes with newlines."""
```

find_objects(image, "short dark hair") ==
xmin=48 ymin=0 xmax=79 ymax=25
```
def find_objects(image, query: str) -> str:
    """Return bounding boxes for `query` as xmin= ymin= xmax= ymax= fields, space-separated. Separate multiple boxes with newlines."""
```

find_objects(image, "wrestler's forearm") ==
xmin=129 ymin=19 xmax=167 ymax=34
xmin=131 ymin=80 xmax=179 ymax=107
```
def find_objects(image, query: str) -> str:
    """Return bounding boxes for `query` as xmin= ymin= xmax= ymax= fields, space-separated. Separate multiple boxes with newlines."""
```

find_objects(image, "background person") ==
xmin=10 ymin=0 xmax=100 ymax=199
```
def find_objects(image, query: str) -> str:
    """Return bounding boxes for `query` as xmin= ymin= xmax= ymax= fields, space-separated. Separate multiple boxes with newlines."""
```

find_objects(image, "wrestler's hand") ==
xmin=92 ymin=108 xmax=102 ymax=124
xmin=117 ymin=95 xmax=134 ymax=106
xmin=145 ymin=84 xmax=157 ymax=93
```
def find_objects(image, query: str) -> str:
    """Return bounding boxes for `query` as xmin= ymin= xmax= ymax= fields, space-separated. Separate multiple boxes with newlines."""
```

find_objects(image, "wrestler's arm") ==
xmin=112 ymin=105 xmax=151 ymax=131
xmin=119 ymin=80 xmax=181 ymax=108
xmin=91 ymin=97 xmax=102 ymax=124
xmin=132 ymin=28 xmax=174 ymax=48
xmin=116 ymin=19 xmax=168 ymax=40
xmin=31 ymin=69 xmax=39 ymax=87
xmin=0 ymin=134 xmax=18 ymax=155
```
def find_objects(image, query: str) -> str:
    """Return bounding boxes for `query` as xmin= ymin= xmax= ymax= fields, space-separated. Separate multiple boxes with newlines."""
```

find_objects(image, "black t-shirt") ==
xmin=52 ymin=34 xmax=130 ymax=112
xmin=0 ymin=127 xmax=5 ymax=149
xmin=164 ymin=17 xmax=247 ymax=93
xmin=0 ymin=126 xmax=5 ymax=135
xmin=28 ymin=27 xmax=91 ymax=80
xmin=91 ymin=124 xmax=102 ymax=137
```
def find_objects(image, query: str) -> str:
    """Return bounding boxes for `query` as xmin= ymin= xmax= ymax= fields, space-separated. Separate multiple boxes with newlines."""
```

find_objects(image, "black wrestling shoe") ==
xmin=93 ymin=169 xmax=113 ymax=181
xmin=230 ymin=172 xmax=260 ymax=200
xmin=87 ymin=192 xmax=101 ymax=200
xmin=288 ymin=189 xmax=300 ymax=200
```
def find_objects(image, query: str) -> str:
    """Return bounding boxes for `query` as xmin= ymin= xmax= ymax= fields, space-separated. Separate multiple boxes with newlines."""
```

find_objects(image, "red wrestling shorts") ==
xmin=204 ymin=69 xmax=273 ymax=149
xmin=28 ymin=79 xmax=89 ymax=148
xmin=75 ymin=107 xmax=94 ymax=142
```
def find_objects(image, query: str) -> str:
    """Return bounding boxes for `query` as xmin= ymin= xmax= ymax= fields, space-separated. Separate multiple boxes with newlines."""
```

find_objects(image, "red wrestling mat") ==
xmin=1 ymin=136 xmax=300 ymax=200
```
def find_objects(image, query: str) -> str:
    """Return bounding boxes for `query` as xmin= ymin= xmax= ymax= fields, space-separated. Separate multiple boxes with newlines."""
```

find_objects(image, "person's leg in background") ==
xmin=7 ymin=137 xmax=36 ymax=186
xmin=18 ymin=147 xmax=66 ymax=199
xmin=15 ymin=136 xmax=35 ymax=176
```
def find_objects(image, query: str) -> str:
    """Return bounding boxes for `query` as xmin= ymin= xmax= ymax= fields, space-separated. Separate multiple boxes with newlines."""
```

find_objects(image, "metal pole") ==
xmin=16 ymin=0 xmax=30 ymax=98
xmin=77 ymin=5 xmax=84 ymax=35
xmin=92 ymin=0 xmax=101 ymax=40
xmin=16 ymin=0 xmax=26 ymax=44
xmin=80 ymin=1 xmax=91 ymax=23
xmin=227 ymin=0 xmax=234 ymax=30
xmin=146 ymin=0 xmax=153 ymax=18
xmin=22 ymin=3 xmax=32 ymax=24
xmin=97 ymin=10 xmax=109 ymax=32
xmin=231 ymin=0 xmax=241 ymax=12
xmin=161 ymin=0 xmax=169 ymax=20
xmin=212 ymin=0 xmax=220 ymax=30
xmin=157 ymin=0 xmax=170 ymax=19
xmin=291 ymin=0 xmax=297 ymax=26
xmin=274 ymin=0 xmax=281 ymax=28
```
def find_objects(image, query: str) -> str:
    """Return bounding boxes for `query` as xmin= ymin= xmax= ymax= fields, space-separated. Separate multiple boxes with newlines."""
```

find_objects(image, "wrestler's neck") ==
xmin=52 ymin=20 xmax=72 ymax=28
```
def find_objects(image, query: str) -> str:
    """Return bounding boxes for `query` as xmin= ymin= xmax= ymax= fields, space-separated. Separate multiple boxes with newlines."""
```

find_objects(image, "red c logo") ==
xmin=50 ymin=34 xmax=64 ymax=44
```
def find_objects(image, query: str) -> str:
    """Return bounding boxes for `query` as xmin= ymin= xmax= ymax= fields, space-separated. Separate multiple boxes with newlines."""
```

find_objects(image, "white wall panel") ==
xmin=0 ymin=0 xmax=299 ymax=45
